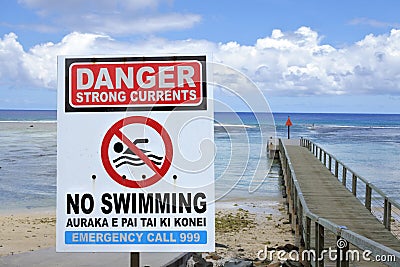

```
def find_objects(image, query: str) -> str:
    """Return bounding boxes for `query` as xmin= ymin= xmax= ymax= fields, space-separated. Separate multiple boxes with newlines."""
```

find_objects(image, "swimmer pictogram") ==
xmin=101 ymin=116 xmax=173 ymax=188
xmin=112 ymin=138 xmax=163 ymax=168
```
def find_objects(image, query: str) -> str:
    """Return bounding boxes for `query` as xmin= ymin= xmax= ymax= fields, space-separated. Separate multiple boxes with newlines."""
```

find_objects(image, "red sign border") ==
xmin=69 ymin=61 xmax=202 ymax=108
xmin=64 ymin=55 xmax=207 ymax=113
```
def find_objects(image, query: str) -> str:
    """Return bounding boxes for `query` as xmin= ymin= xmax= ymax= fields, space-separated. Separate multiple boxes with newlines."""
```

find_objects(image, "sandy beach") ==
xmin=208 ymin=200 xmax=295 ymax=265
xmin=0 ymin=211 xmax=56 ymax=256
xmin=0 ymin=200 xmax=294 ymax=266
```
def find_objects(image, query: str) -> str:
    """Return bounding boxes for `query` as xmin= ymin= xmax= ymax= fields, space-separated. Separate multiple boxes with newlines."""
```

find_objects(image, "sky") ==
xmin=1 ymin=0 xmax=400 ymax=113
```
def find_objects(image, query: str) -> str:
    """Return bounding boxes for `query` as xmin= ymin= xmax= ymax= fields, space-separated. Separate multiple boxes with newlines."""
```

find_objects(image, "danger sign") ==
xmin=65 ymin=56 xmax=206 ymax=112
xmin=57 ymin=55 xmax=214 ymax=253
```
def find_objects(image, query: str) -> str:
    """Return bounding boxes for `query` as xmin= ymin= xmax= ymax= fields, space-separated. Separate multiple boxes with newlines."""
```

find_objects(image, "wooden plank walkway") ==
xmin=284 ymin=143 xmax=400 ymax=253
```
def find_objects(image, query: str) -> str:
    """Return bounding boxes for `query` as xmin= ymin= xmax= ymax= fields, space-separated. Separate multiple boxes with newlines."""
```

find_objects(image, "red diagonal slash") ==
xmin=114 ymin=129 xmax=162 ymax=176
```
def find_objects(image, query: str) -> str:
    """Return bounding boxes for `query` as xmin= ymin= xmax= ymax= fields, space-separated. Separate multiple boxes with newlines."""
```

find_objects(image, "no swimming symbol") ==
xmin=101 ymin=116 xmax=173 ymax=188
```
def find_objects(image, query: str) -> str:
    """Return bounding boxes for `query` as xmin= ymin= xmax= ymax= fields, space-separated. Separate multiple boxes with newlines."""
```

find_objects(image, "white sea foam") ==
xmin=0 ymin=120 xmax=56 ymax=123
xmin=214 ymin=123 xmax=256 ymax=128
xmin=305 ymin=124 xmax=400 ymax=130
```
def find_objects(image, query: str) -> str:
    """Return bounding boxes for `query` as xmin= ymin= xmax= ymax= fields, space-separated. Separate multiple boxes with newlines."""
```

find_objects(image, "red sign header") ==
xmin=65 ymin=56 xmax=206 ymax=112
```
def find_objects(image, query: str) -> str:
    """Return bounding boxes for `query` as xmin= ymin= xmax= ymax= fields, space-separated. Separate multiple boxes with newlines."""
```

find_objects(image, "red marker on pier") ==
xmin=285 ymin=116 xmax=293 ymax=139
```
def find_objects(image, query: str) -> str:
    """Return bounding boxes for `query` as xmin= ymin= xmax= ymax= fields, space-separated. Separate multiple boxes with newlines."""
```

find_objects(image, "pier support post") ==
xmin=334 ymin=161 xmax=339 ymax=178
xmin=365 ymin=185 xmax=372 ymax=212
xmin=351 ymin=174 xmax=357 ymax=196
xmin=315 ymin=223 xmax=324 ymax=267
xmin=295 ymin=198 xmax=302 ymax=248
xmin=288 ymin=176 xmax=295 ymax=231
xmin=342 ymin=166 xmax=347 ymax=187
xmin=301 ymin=217 xmax=312 ymax=267
xmin=328 ymin=155 xmax=332 ymax=172
xmin=336 ymin=236 xmax=349 ymax=267
xmin=292 ymin=187 xmax=297 ymax=233
xmin=298 ymin=202 xmax=304 ymax=247
xmin=305 ymin=217 xmax=311 ymax=250
xmin=384 ymin=198 xmax=392 ymax=230
xmin=287 ymin=170 xmax=293 ymax=224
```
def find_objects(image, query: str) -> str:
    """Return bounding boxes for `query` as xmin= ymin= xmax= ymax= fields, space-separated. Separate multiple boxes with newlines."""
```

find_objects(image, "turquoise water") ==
xmin=0 ymin=110 xmax=399 ymax=211
xmin=0 ymin=121 xmax=56 ymax=211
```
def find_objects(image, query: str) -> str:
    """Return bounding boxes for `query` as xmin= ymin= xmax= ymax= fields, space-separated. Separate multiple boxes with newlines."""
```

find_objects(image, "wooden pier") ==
xmin=278 ymin=138 xmax=400 ymax=267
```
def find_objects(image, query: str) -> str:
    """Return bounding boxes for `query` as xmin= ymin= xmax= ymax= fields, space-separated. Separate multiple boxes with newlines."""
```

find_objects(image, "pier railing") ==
xmin=279 ymin=139 xmax=400 ymax=267
xmin=300 ymin=138 xmax=400 ymax=238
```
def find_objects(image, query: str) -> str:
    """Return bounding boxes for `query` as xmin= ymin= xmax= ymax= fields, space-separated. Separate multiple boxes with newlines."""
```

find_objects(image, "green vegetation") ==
xmin=215 ymin=209 xmax=255 ymax=233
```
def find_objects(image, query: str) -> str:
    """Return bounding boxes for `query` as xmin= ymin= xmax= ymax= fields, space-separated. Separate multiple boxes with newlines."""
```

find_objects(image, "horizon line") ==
xmin=1 ymin=109 xmax=400 ymax=115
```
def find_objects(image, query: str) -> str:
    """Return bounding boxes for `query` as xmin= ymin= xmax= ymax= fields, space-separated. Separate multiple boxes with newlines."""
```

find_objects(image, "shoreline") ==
xmin=0 ymin=199 xmax=292 ymax=260
xmin=0 ymin=207 xmax=56 ymax=216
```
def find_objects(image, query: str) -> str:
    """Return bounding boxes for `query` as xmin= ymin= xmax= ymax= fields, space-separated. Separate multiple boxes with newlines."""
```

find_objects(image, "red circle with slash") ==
xmin=101 ymin=116 xmax=173 ymax=188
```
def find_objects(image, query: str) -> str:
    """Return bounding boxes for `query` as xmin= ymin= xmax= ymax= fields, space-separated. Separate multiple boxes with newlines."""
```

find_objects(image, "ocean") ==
xmin=0 ymin=110 xmax=399 ymax=212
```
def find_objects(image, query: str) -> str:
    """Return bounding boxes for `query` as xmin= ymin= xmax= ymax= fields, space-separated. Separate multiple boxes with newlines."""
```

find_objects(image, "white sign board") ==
xmin=57 ymin=55 xmax=214 ymax=252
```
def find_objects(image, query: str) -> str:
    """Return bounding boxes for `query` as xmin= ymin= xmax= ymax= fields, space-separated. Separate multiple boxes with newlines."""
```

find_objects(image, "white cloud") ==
xmin=64 ymin=13 xmax=201 ymax=35
xmin=349 ymin=17 xmax=400 ymax=29
xmin=2 ymin=27 xmax=400 ymax=97
xmin=0 ymin=33 xmax=31 ymax=88
xmin=16 ymin=0 xmax=200 ymax=35
xmin=18 ymin=0 xmax=161 ymax=13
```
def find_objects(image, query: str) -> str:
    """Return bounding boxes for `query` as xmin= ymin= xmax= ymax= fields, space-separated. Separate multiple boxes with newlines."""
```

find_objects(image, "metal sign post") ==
xmin=130 ymin=252 xmax=139 ymax=267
